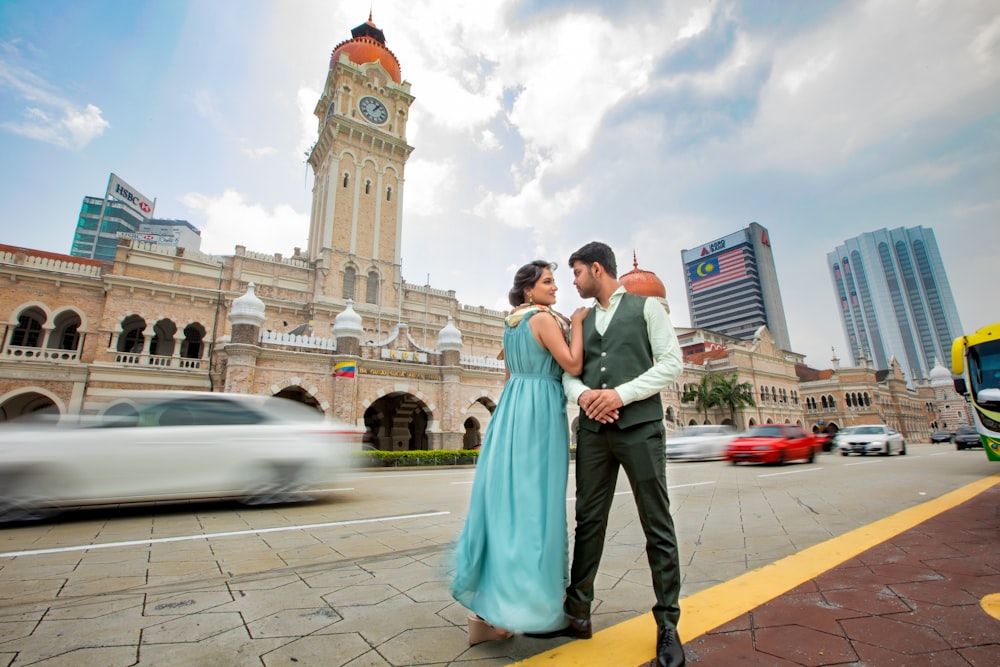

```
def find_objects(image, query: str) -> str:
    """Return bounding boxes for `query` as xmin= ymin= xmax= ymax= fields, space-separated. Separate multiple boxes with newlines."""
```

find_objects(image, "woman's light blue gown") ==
xmin=451 ymin=309 xmax=570 ymax=633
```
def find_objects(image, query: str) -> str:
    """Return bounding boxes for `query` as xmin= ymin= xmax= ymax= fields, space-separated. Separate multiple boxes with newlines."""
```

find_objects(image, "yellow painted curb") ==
xmin=514 ymin=474 xmax=1000 ymax=666
xmin=982 ymin=593 xmax=1000 ymax=621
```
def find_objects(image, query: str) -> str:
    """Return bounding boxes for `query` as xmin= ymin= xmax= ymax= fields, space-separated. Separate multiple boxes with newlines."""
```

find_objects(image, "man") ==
xmin=561 ymin=241 xmax=685 ymax=667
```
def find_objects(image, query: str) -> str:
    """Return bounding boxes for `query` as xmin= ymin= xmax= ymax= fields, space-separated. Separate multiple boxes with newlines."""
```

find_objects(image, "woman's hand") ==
xmin=571 ymin=306 xmax=590 ymax=325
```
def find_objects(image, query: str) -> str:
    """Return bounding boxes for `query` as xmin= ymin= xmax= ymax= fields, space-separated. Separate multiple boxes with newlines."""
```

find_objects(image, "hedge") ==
xmin=351 ymin=447 xmax=577 ymax=468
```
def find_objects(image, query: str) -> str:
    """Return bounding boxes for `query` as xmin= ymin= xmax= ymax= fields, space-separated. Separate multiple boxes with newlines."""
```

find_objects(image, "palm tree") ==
xmin=681 ymin=374 xmax=719 ymax=424
xmin=712 ymin=373 xmax=756 ymax=427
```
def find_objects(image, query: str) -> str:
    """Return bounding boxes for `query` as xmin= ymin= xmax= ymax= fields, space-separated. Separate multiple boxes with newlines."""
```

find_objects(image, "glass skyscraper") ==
xmin=71 ymin=196 xmax=201 ymax=262
xmin=828 ymin=226 xmax=962 ymax=385
xmin=682 ymin=222 xmax=792 ymax=351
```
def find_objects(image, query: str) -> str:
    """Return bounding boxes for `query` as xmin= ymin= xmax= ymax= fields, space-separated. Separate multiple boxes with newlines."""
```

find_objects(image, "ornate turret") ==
xmin=228 ymin=283 xmax=266 ymax=343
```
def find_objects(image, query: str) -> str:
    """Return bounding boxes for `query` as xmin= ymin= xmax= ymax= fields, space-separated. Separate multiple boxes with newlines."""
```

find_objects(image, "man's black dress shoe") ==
xmin=657 ymin=626 xmax=685 ymax=667
xmin=523 ymin=616 xmax=592 ymax=640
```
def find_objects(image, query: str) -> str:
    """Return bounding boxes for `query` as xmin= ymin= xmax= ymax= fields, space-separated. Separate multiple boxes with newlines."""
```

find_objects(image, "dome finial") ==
xmin=632 ymin=249 xmax=638 ymax=271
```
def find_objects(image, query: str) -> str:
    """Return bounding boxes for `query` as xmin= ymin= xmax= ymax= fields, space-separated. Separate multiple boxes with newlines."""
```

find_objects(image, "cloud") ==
xmin=0 ymin=44 xmax=109 ymax=149
xmin=181 ymin=189 xmax=308 ymax=256
xmin=242 ymin=145 xmax=278 ymax=159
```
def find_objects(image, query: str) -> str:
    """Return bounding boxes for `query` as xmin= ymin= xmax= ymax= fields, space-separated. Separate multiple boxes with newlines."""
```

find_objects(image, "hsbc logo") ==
xmin=108 ymin=174 xmax=154 ymax=217
xmin=114 ymin=183 xmax=151 ymax=213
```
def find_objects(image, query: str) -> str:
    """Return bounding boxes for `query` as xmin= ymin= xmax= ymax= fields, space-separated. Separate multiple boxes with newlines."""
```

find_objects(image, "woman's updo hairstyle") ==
xmin=508 ymin=260 xmax=556 ymax=307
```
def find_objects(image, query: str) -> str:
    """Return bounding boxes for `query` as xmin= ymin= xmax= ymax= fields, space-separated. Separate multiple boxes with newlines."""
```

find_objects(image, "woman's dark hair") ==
xmin=508 ymin=260 xmax=556 ymax=307
xmin=568 ymin=241 xmax=617 ymax=278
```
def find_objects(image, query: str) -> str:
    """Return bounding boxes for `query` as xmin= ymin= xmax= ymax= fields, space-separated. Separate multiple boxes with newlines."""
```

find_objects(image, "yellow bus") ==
xmin=951 ymin=322 xmax=1000 ymax=461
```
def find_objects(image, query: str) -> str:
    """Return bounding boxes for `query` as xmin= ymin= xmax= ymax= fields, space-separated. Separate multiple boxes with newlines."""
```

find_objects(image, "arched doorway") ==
xmin=0 ymin=391 xmax=60 ymax=422
xmin=274 ymin=386 xmax=322 ymax=410
xmin=364 ymin=392 xmax=432 ymax=451
xmin=463 ymin=417 xmax=481 ymax=450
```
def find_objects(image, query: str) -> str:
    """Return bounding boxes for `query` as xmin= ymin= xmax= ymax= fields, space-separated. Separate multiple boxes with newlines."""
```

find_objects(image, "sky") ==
xmin=1 ymin=0 xmax=997 ymax=371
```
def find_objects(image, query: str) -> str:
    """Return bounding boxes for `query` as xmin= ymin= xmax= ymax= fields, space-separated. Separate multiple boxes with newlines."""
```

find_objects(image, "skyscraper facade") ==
xmin=71 ymin=196 xmax=201 ymax=262
xmin=681 ymin=221 xmax=792 ymax=351
xmin=827 ymin=226 xmax=963 ymax=385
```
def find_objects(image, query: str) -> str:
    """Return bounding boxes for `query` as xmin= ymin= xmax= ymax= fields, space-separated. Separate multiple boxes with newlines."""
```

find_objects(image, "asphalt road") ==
xmin=0 ymin=443 xmax=993 ymax=666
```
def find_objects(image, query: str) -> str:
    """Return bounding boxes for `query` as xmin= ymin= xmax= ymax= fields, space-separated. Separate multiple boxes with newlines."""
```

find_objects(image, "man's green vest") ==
xmin=579 ymin=292 xmax=664 ymax=432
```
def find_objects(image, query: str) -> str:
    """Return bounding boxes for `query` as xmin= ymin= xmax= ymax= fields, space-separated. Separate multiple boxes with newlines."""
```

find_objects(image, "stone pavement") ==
xmin=0 ymin=456 xmax=997 ymax=666
xmin=518 ymin=474 xmax=1000 ymax=666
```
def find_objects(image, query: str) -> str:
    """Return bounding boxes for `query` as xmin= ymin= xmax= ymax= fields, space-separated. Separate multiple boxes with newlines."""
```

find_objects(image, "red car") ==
xmin=725 ymin=424 xmax=819 ymax=465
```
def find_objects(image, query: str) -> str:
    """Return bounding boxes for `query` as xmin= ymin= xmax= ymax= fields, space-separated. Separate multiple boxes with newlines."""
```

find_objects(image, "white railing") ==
xmin=259 ymin=330 xmax=337 ymax=351
xmin=3 ymin=345 xmax=80 ymax=362
xmin=461 ymin=354 xmax=505 ymax=370
xmin=0 ymin=250 xmax=103 ymax=276
xmin=114 ymin=352 xmax=203 ymax=369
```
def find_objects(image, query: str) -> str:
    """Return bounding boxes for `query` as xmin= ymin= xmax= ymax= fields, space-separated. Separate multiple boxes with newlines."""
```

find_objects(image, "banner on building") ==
xmin=107 ymin=173 xmax=155 ymax=218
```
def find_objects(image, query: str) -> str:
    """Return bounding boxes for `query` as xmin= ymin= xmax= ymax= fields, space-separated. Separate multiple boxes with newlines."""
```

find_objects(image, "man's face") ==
xmin=571 ymin=260 xmax=599 ymax=299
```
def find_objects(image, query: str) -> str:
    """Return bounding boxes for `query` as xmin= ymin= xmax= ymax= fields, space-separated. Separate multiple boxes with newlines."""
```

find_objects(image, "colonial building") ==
xmin=0 ymin=15 xmax=945 ymax=448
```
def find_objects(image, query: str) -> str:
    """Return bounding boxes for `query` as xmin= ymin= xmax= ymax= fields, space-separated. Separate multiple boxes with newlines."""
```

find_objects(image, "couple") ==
xmin=451 ymin=242 xmax=686 ymax=667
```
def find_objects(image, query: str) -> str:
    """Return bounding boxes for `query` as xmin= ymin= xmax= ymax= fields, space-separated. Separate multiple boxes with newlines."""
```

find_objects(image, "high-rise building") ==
xmin=682 ymin=222 xmax=792 ymax=350
xmin=71 ymin=196 xmax=200 ymax=262
xmin=827 ymin=226 xmax=963 ymax=384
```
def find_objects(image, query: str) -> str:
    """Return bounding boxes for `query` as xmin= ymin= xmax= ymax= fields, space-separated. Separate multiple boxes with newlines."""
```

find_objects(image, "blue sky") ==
xmin=1 ymin=0 xmax=997 ymax=371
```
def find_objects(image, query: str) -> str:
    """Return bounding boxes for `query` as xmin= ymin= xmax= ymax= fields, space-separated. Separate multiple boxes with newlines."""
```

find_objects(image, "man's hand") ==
xmin=579 ymin=389 xmax=622 ymax=424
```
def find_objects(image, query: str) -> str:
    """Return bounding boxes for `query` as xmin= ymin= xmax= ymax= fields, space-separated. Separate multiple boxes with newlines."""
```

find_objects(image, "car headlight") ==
xmin=871 ymin=440 xmax=885 ymax=447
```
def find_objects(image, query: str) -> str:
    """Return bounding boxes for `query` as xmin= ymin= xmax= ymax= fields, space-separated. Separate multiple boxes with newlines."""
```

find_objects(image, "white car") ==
xmin=665 ymin=425 xmax=738 ymax=461
xmin=836 ymin=424 xmax=907 ymax=456
xmin=0 ymin=391 xmax=364 ymax=522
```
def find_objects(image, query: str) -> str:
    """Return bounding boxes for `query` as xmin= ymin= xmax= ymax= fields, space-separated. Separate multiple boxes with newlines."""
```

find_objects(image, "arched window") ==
xmin=864 ymin=393 xmax=871 ymax=407
xmin=365 ymin=179 xmax=371 ymax=195
xmin=118 ymin=315 xmax=146 ymax=353
xmin=342 ymin=266 xmax=357 ymax=300
xmin=829 ymin=395 xmax=837 ymax=408
xmin=49 ymin=311 xmax=82 ymax=350
xmin=150 ymin=319 xmax=177 ymax=357
xmin=365 ymin=270 xmax=380 ymax=304
xmin=386 ymin=186 xmax=392 ymax=201
xmin=10 ymin=307 xmax=45 ymax=347
xmin=181 ymin=323 xmax=205 ymax=359
xmin=821 ymin=396 xmax=828 ymax=409
xmin=343 ymin=173 xmax=349 ymax=188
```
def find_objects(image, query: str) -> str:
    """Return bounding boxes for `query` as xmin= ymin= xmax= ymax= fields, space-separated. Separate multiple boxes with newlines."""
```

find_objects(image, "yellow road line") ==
xmin=514 ymin=474 xmax=1000 ymax=666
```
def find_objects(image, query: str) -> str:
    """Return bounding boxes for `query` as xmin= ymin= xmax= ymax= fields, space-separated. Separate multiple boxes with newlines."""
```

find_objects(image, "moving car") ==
xmin=952 ymin=425 xmax=982 ymax=451
xmin=814 ymin=431 xmax=834 ymax=452
xmin=725 ymin=424 xmax=819 ymax=465
xmin=836 ymin=424 xmax=906 ymax=456
xmin=664 ymin=425 xmax=738 ymax=461
xmin=0 ymin=391 xmax=364 ymax=522
xmin=930 ymin=430 xmax=954 ymax=444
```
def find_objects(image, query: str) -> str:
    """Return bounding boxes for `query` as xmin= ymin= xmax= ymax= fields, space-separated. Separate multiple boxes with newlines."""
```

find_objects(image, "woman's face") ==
xmin=528 ymin=267 xmax=558 ymax=306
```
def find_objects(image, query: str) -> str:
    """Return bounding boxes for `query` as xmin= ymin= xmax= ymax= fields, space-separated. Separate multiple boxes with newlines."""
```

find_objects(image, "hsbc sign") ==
xmin=107 ymin=173 xmax=154 ymax=218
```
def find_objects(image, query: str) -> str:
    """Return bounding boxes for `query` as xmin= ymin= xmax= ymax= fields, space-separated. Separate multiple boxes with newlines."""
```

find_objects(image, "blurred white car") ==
xmin=0 ymin=391 xmax=364 ymax=522
xmin=836 ymin=424 xmax=906 ymax=456
xmin=665 ymin=425 xmax=738 ymax=461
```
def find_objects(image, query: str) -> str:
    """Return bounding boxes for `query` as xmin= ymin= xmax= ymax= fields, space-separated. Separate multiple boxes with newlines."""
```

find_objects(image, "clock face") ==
xmin=359 ymin=96 xmax=388 ymax=124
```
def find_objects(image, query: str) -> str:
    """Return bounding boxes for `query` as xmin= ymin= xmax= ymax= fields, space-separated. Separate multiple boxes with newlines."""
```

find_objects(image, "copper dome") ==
xmin=619 ymin=252 xmax=666 ymax=298
xmin=330 ymin=15 xmax=402 ymax=83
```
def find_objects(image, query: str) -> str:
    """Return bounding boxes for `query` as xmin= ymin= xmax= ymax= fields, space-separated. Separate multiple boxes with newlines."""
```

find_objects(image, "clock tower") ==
xmin=307 ymin=15 xmax=414 ymax=310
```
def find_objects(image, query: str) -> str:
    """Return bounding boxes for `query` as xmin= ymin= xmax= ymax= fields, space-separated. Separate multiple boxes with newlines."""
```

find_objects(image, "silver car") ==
xmin=0 ymin=391 xmax=364 ymax=522
xmin=836 ymin=424 xmax=907 ymax=456
xmin=665 ymin=424 xmax=738 ymax=461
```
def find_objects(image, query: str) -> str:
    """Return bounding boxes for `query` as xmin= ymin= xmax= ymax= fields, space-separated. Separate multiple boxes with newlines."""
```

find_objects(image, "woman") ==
xmin=451 ymin=260 xmax=588 ymax=645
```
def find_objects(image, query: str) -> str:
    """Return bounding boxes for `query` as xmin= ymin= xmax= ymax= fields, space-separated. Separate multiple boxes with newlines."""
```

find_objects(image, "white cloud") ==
xmin=404 ymin=158 xmax=456 ymax=218
xmin=181 ymin=189 xmax=308 ymax=256
xmin=242 ymin=146 xmax=278 ymax=159
xmin=0 ymin=46 xmax=109 ymax=149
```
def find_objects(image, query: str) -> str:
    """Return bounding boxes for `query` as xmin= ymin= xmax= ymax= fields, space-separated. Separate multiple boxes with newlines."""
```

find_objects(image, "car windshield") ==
xmin=747 ymin=426 xmax=782 ymax=437
xmin=853 ymin=426 xmax=887 ymax=435
xmin=957 ymin=426 xmax=977 ymax=434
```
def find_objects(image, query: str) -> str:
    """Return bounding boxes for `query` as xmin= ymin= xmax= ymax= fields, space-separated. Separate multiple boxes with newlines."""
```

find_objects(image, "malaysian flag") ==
xmin=689 ymin=248 xmax=747 ymax=292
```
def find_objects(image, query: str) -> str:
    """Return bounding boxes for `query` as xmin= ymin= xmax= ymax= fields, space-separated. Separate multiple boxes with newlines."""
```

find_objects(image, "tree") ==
xmin=712 ymin=373 xmax=757 ymax=426
xmin=681 ymin=374 xmax=719 ymax=424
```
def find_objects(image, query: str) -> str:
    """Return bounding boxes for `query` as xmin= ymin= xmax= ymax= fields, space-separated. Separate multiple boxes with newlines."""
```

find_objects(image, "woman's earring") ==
xmin=527 ymin=292 xmax=534 ymax=306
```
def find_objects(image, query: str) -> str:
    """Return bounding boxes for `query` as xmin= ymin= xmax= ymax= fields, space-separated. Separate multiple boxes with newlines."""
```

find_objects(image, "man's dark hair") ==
xmin=508 ymin=260 xmax=556 ymax=307
xmin=568 ymin=241 xmax=617 ymax=278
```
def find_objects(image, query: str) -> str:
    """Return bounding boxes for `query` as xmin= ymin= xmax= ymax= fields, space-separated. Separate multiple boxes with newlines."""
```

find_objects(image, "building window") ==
xmin=181 ymin=323 xmax=205 ymax=359
xmin=10 ymin=309 xmax=45 ymax=347
xmin=119 ymin=315 xmax=146 ymax=353
xmin=386 ymin=186 xmax=392 ymax=201
xmin=343 ymin=173 xmax=349 ymax=188
xmin=343 ymin=267 xmax=357 ymax=300
xmin=50 ymin=311 xmax=82 ymax=350
xmin=365 ymin=180 xmax=371 ymax=195
xmin=366 ymin=270 xmax=380 ymax=304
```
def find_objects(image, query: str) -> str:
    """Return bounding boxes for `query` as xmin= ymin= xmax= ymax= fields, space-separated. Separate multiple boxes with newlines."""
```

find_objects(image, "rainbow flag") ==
xmin=333 ymin=361 xmax=356 ymax=378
